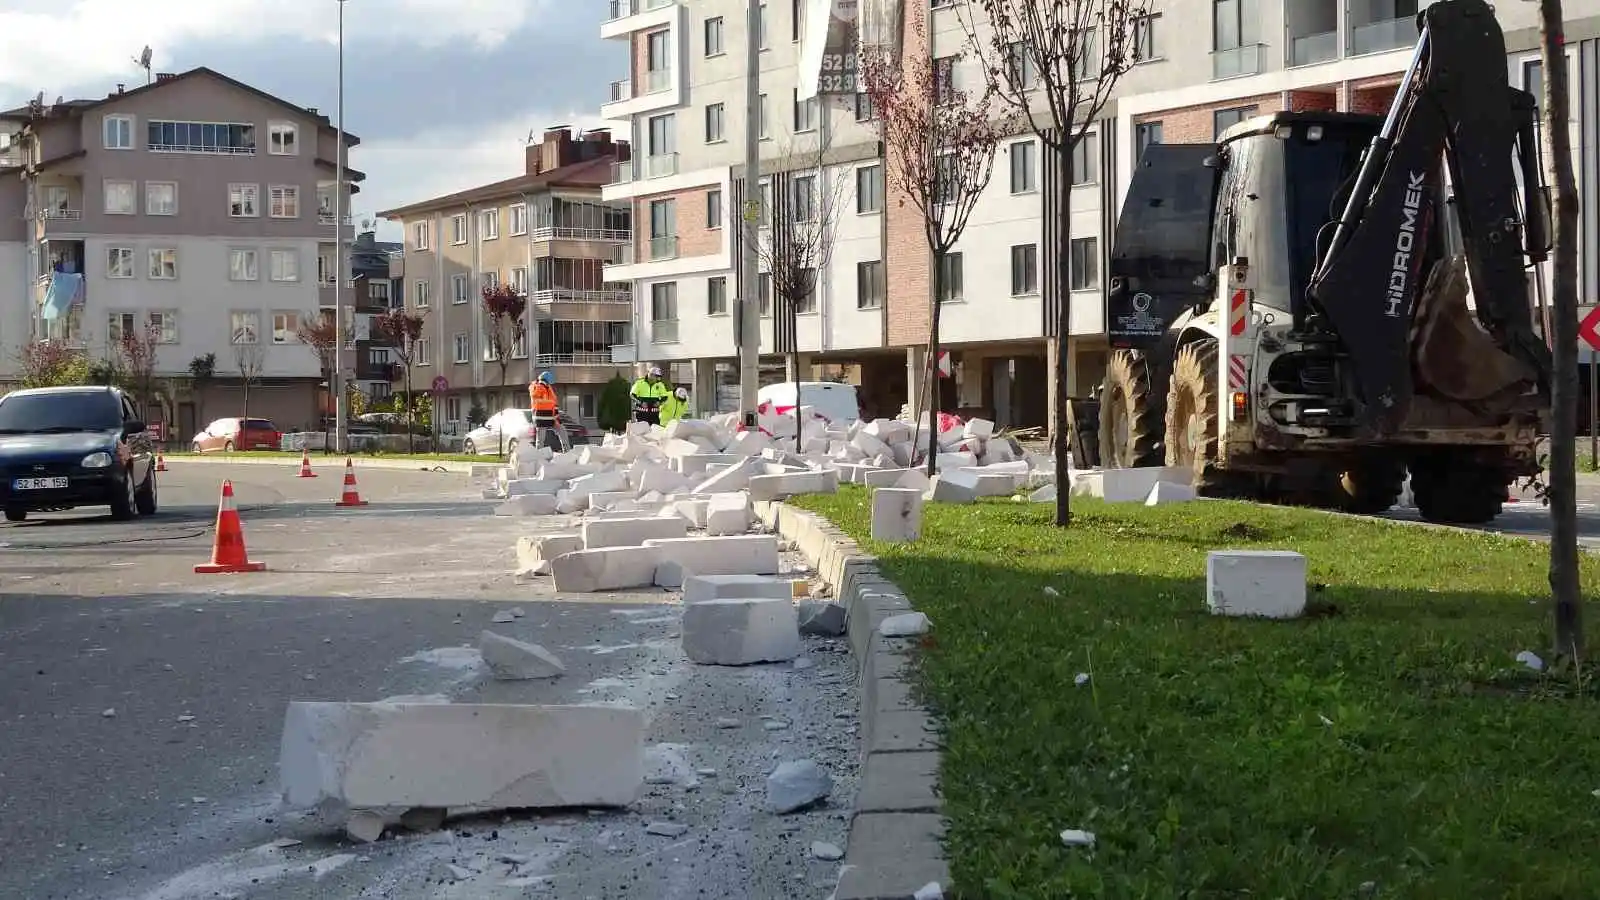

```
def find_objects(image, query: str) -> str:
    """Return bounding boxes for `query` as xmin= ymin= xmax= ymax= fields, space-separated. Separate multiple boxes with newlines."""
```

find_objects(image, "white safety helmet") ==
xmin=674 ymin=387 xmax=689 ymax=401
xmin=648 ymin=366 xmax=663 ymax=377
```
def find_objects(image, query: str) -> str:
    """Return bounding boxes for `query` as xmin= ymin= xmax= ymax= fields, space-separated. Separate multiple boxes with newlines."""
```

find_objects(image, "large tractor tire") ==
xmin=1164 ymin=338 xmax=1225 ymax=493
xmin=1410 ymin=456 xmax=1509 ymax=525
xmin=1329 ymin=461 xmax=1406 ymax=515
xmin=1098 ymin=349 xmax=1165 ymax=469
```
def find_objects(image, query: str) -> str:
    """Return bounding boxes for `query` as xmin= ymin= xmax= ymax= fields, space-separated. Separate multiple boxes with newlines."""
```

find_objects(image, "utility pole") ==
xmin=334 ymin=0 xmax=349 ymax=454
xmin=737 ymin=0 xmax=763 ymax=426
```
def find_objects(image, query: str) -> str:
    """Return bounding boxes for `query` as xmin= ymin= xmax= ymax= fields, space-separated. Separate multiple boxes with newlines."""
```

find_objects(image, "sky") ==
xmin=0 ymin=0 xmax=626 ymax=240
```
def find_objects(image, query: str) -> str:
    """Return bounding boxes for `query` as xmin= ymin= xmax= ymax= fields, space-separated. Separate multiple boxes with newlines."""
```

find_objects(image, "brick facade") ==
xmin=1134 ymin=92 xmax=1285 ymax=143
xmin=635 ymin=186 xmax=723 ymax=260
xmin=631 ymin=30 xmax=659 ymax=98
xmin=881 ymin=0 xmax=933 ymax=349
xmin=1135 ymin=78 xmax=1403 ymax=145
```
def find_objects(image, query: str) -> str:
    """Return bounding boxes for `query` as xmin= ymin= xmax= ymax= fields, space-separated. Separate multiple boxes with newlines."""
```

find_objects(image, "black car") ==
xmin=0 ymin=385 xmax=158 ymax=522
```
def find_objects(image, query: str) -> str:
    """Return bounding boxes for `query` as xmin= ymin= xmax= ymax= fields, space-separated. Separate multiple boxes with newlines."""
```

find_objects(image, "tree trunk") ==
xmin=404 ymin=378 xmax=415 ymax=454
xmin=1540 ymin=0 xmax=1585 ymax=660
xmin=926 ymin=250 xmax=945 ymax=477
xmin=1052 ymin=142 xmax=1075 ymax=527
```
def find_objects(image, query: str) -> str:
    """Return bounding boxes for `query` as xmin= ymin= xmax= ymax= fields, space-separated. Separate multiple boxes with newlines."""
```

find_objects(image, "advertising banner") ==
xmin=798 ymin=0 xmax=860 ymax=100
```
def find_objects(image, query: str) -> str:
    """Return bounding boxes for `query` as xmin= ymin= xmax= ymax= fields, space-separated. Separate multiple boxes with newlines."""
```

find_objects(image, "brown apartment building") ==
xmin=379 ymin=127 xmax=634 ymax=433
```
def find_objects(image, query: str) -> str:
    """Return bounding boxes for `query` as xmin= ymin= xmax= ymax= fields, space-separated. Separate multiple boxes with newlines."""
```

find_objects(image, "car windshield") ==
xmin=242 ymin=419 xmax=276 ymax=431
xmin=0 ymin=391 xmax=122 ymax=433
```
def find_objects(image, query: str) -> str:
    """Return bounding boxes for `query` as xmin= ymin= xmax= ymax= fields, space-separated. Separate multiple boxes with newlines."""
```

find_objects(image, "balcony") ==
xmin=1289 ymin=30 xmax=1338 ymax=66
xmin=528 ymin=225 xmax=631 ymax=242
xmin=536 ymin=351 xmax=620 ymax=366
xmin=0 ymin=148 xmax=23 ymax=168
xmin=646 ymin=153 xmax=679 ymax=179
xmin=530 ymin=287 xmax=633 ymax=304
xmin=36 ymin=208 xmax=82 ymax=235
xmin=1212 ymin=43 xmax=1266 ymax=80
xmin=610 ymin=79 xmax=633 ymax=103
xmin=608 ymin=0 xmax=674 ymax=19
xmin=651 ymin=319 xmax=679 ymax=344
xmin=649 ymin=235 xmax=679 ymax=261
xmin=1350 ymin=16 xmax=1418 ymax=55
xmin=646 ymin=68 xmax=673 ymax=94
xmin=610 ymin=161 xmax=636 ymax=186
xmin=318 ymin=211 xmax=354 ymax=226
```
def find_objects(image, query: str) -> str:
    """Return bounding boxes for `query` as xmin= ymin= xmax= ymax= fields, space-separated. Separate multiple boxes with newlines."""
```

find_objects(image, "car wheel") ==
xmin=192 ymin=442 xmax=203 ymax=453
xmin=135 ymin=465 xmax=158 ymax=516
xmin=3 ymin=508 xmax=24 ymax=523
xmin=109 ymin=468 xmax=137 ymax=521
xmin=464 ymin=439 xmax=478 ymax=455
xmin=223 ymin=440 xmax=235 ymax=452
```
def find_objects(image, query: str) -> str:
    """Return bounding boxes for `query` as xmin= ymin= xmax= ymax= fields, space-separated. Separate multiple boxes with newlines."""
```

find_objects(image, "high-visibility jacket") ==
xmin=659 ymin=395 xmax=689 ymax=425
xmin=631 ymin=378 xmax=669 ymax=406
xmin=530 ymin=381 xmax=558 ymax=412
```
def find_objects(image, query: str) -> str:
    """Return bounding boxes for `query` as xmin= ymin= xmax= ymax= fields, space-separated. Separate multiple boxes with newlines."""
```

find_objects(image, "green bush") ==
xmin=597 ymin=374 xmax=633 ymax=433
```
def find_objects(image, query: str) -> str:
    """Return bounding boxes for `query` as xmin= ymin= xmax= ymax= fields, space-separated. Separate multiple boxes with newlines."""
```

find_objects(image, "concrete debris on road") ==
xmin=681 ymin=597 xmax=801 ymax=666
xmin=811 ymin=840 xmax=845 ymax=860
xmin=880 ymin=612 xmax=932 ymax=638
xmin=477 ymin=630 xmax=565 ymax=680
xmin=798 ymin=599 xmax=848 ymax=636
xmin=767 ymin=759 xmax=834 ymax=814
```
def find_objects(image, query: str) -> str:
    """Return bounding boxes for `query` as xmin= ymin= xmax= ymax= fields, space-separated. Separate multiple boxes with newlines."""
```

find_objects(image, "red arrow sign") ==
xmin=1582 ymin=307 xmax=1600 ymax=352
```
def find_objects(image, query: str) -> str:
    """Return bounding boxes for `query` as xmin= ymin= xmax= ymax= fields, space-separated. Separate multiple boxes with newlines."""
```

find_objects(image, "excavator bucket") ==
xmin=1410 ymin=255 xmax=1538 ymax=405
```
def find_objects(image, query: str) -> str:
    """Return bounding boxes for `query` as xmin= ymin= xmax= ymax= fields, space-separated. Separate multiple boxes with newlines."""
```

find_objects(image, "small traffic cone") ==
xmin=194 ymin=480 xmax=266 ymax=574
xmin=334 ymin=458 xmax=369 ymax=507
xmin=155 ymin=451 xmax=168 ymax=472
xmin=296 ymin=448 xmax=317 ymax=478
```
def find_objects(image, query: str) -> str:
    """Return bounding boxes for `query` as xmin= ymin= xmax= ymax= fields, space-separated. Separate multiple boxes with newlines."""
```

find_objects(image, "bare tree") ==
xmin=1536 ymin=0 xmax=1584 ymax=659
xmin=957 ymin=0 xmax=1148 ymax=525
xmin=752 ymin=133 xmax=852 ymax=449
xmin=232 ymin=340 xmax=265 ymax=423
xmin=297 ymin=310 xmax=352 ymax=450
xmin=861 ymin=5 xmax=1009 ymax=475
xmin=375 ymin=307 xmax=428 ymax=453
xmin=116 ymin=318 xmax=161 ymax=423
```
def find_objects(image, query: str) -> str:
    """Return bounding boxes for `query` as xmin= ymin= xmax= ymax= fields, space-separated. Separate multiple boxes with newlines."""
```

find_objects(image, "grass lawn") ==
xmin=163 ymin=450 xmax=486 ymax=464
xmin=791 ymin=488 xmax=1600 ymax=899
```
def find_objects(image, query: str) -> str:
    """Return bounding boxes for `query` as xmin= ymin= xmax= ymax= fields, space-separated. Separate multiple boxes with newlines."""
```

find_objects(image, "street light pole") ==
xmin=334 ymin=0 xmax=348 ymax=454
xmin=737 ymin=0 xmax=762 ymax=426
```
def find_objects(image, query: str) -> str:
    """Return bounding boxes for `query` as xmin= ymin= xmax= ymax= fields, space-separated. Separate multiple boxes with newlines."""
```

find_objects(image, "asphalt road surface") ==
xmin=0 ymin=460 xmax=860 ymax=900
xmin=1379 ymin=473 xmax=1600 ymax=548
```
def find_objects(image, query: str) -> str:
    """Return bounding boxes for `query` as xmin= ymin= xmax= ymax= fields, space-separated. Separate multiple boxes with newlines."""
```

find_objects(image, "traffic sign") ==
xmin=1581 ymin=306 xmax=1600 ymax=352
xmin=935 ymin=350 xmax=953 ymax=379
xmin=430 ymin=375 xmax=449 ymax=395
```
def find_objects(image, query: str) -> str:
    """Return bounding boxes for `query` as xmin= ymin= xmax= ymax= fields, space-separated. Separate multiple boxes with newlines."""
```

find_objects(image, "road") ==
xmin=1380 ymin=473 xmax=1600 ymax=548
xmin=0 ymin=460 xmax=859 ymax=900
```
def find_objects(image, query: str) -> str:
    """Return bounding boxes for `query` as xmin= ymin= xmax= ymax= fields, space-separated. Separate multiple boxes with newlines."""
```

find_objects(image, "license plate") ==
xmin=12 ymin=477 xmax=69 ymax=490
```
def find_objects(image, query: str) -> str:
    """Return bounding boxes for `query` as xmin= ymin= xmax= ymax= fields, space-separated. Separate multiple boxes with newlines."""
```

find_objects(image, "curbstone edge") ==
xmin=166 ymin=456 xmax=474 ymax=474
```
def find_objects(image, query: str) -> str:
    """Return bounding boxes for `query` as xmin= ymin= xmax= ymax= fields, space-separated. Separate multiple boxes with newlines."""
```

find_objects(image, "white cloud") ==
xmin=0 ymin=0 xmax=547 ymax=96
xmin=351 ymin=109 xmax=626 ymax=238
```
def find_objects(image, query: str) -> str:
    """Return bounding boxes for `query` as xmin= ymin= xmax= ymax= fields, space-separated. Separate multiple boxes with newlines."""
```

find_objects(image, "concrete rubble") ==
xmin=477 ymin=630 xmax=565 ymax=680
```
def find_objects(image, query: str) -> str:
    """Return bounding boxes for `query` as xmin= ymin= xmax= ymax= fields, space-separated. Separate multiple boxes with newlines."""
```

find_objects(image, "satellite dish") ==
xmin=32 ymin=91 xmax=44 ymax=107
xmin=139 ymin=46 xmax=153 ymax=68
xmin=53 ymin=96 xmax=63 ymax=107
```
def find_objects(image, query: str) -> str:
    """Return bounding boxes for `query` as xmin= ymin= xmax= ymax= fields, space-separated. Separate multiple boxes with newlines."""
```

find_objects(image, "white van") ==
xmin=756 ymin=382 xmax=862 ymax=424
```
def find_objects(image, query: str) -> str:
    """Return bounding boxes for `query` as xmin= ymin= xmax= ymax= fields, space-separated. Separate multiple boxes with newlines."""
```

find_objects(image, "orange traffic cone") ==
xmin=194 ymin=480 xmax=266 ymax=573
xmin=334 ymin=458 xmax=369 ymax=507
xmin=296 ymin=448 xmax=317 ymax=478
xmin=155 ymin=451 xmax=168 ymax=472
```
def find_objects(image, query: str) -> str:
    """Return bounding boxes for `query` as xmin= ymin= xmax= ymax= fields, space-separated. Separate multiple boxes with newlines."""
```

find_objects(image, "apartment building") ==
xmin=0 ymin=67 xmax=361 ymax=438
xmin=0 ymin=136 xmax=25 ymax=368
xmin=349 ymin=229 xmax=403 ymax=403
xmin=379 ymin=128 xmax=633 ymax=433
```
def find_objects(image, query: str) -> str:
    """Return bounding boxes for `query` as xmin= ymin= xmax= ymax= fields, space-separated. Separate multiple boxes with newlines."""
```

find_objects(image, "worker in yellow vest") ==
xmin=660 ymin=386 xmax=690 ymax=425
xmin=630 ymin=366 xmax=670 ymax=425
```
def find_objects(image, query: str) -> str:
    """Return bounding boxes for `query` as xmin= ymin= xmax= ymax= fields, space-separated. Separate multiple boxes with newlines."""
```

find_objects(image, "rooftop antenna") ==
xmin=526 ymin=128 xmax=537 ymax=144
xmin=28 ymin=91 xmax=44 ymax=115
xmin=52 ymin=96 xmax=63 ymax=107
xmin=133 ymin=46 xmax=153 ymax=85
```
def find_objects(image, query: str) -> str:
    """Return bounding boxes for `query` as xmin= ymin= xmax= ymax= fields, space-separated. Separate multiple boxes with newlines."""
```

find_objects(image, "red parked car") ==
xmin=191 ymin=417 xmax=282 ymax=452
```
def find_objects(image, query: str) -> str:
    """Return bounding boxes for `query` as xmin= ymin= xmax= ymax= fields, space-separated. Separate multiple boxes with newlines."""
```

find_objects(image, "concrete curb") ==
xmin=753 ymin=499 xmax=949 ymax=900
xmin=163 ymin=456 xmax=475 ymax=474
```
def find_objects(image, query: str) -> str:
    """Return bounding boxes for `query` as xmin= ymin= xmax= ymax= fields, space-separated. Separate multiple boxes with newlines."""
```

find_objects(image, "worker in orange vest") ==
xmin=527 ymin=371 xmax=570 ymax=452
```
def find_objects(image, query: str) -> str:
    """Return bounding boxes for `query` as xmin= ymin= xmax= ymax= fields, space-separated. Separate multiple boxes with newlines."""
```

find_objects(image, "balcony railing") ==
xmin=646 ymin=69 xmax=673 ymax=94
xmin=609 ymin=79 xmax=633 ymax=103
xmin=649 ymin=235 xmax=679 ymax=261
xmin=36 ymin=208 xmax=82 ymax=222
xmin=0 ymin=149 xmax=24 ymax=168
xmin=646 ymin=153 xmax=679 ymax=179
xmin=652 ymin=319 xmax=679 ymax=344
xmin=608 ymin=0 xmax=673 ymax=17
xmin=537 ymin=352 xmax=620 ymax=366
xmin=1211 ymin=43 xmax=1266 ymax=80
xmin=1289 ymin=31 xmax=1338 ymax=67
xmin=610 ymin=161 xmax=636 ymax=186
xmin=530 ymin=288 xmax=633 ymax=304
xmin=318 ymin=212 xmax=354 ymax=225
xmin=1350 ymin=16 xmax=1417 ymax=55
xmin=528 ymin=226 xmax=631 ymax=242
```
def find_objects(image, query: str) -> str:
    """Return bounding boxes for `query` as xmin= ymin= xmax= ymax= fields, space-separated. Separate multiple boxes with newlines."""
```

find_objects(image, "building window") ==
xmin=934 ymin=57 xmax=956 ymax=105
xmin=268 ymin=121 xmax=298 ymax=155
xmin=707 ymin=276 xmax=728 ymax=315
xmin=230 ymin=311 xmax=260 ymax=344
xmin=453 ymin=333 xmax=470 ymax=364
xmin=451 ymin=274 xmax=469 ymax=304
xmin=228 ymin=183 xmax=259 ymax=217
xmin=145 ymin=181 xmax=177 ymax=215
xmin=855 ymin=92 xmax=876 ymax=122
xmin=271 ymin=311 xmax=299 ymax=344
xmin=1071 ymin=139 xmax=1097 ymax=185
xmin=480 ymin=209 xmax=499 ymax=239
xmin=792 ymin=0 xmax=804 ymax=40
xmin=510 ymin=266 xmax=528 ymax=294
xmin=101 ymin=247 xmax=135 ymax=280
xmin=649 ymin=198 xmax=677 ymax=260
xmin=856 ymin=165 xmax=882 ymax=214
xmin=147 ymin=120 xmax=255 ymax=154
xmin=1213 ymin=0 xmax=1242 ymax=53
xmin=482 ymin=271 xmax=499 ymax=291
xmin=1132 ymin=13 xmax=1159 ymax=61
xmin=1070 ymin=237 xmax=1099 ymax=290
xmin=1010 ymin=244 xmax=1038 ymax=295
xmin=1009 ymin=140 xmax=1036 ymax=194
xmin=413 ymin=221 xmax=430 ymax=249
xmin=270 ymin=249 xmax=299 ymax=282
xmin=445 ymin=396 xmax=461 ymax=423
xmin=450 ymin=214 xmax=467 ymax=244
xmin=414 ymin=280 xmax=430 ymax=308
xmin=705 ymin=16 xmax=725 ymax=55
xmin=107 ymin=312 xmax=137 ymax=344
xmin=937 ymin=252 xmax=963 ymax=302
xmin=759 ymin=94 xmax=770 ymax=139
xmin=791 ymin=175 xmax=816 ymax=222
xmin=707 ymin=189 xmax=723 ymax=229
xmin=148 ymin=248 xmax=178 ymax=280
xmin=317 ymin=254 xmax=336 ymax=285
xmin=229 ymin=249 xmax=258 ymax=282
xmin=758 ymin=273 xmax=773 ymax=316
xmin=510 ymin=204 xmax=527 ymax=235
xmin=148 ymin=310 xmax=179 ymax=344
xmin=1007 ymin=42 xmax=1037 ymax=90
xmin=511 ymin=329 xmax=527 ymax=359
xmin=651 ymin=282 xmax=679 ymax=344
xmin=416 ymin=337 xmax=431 ymax=365
xmin=1135 ymin=121 xmax=1163 ymax=159
xmin=1213 ymin=105 xmax=1256 ymax=138
xmin=269 ymin=185 xmax=299 ymax=218
xmin=705 ymin=102 xmax=726 ymax=142
xmin=104 ymin=179 xmax=136 ymax=215
xmin=758 ymin=3 xmax=769 ymax=48
xmin=857 ymin=260 xmax=884 ymax=309
xmin=793 ymin=89 xmax=819 ymax=132
xmin=103 ymin=115 xmax=134 ymax=150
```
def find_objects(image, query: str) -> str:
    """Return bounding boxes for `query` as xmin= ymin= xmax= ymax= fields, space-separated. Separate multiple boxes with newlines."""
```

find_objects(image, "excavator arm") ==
xmin=1307 ymin=0 xmax=1551 ymax=433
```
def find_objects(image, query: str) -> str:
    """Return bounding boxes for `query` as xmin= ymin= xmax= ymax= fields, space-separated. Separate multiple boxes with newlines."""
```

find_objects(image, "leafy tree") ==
xmin=116 ymin=318 xmax=161 ymax=422
xmin=598 ymin=373 xmax=633 ymax=433
xmin=482 ymin=283 xmax=528 ymax=453
xmin=19 ymin=340 xmax=89 ymax=388
xmin=374 ymin=307 xmax=427 ymax=452
xmin=188 ymin=353 xmax=216 ymax=437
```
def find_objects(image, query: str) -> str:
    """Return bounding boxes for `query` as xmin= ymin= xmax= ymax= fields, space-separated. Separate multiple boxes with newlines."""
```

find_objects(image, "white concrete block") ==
xmin=692 ymin=456 xmax=760 ymax=494
xmin=539 ymin=458 xmax=591 ymax=481
xmin=515 ymin=532 xmax=583 ymax=575
xmin=653 ymin=560 xmax=690 ymax=588
xmin=1087 ymin=466 xmax=1194 ymax=503
xmin=636 ymin=465 xmax=690 ymax=496
xmin=279 ymin=701 xmax=644 ymax=814
xmin=746 ymin=469 xmax=839 ymax=501
xmin=963 ymin=418 xmax=995 ymax=439
xmin=641 ymin=535 xmax=780 ymax=576
xmin=581 ymin=516 xmax=689 ymax=549
xmin=506 ymin=478 xmax=564 ymax=496
xmin=1145 ymin=481 xmax=1196 ymax=505
xmin=1028 ymin=483 xmax=1058 ymax=503
xmin=664 ymin=419 xmax=718 ymax=442
xmin=567 ymin=469 xmax=630 ymax=501
xmin=727 ymin=430 xmax=772 ymax=456
xmin=588 ymin=490 xmax=639 ymax=511
xmin=935 ymin=451 xmax=979 ymax=471
xmin=478 ymin=631 xmax=565 ymax=680
xmin=495 ymin=494 xmax=561 ymax=517
xmin=971 ymin=473 xmax=1019 ymax=497
xmin=862 ymin=467 xmax=911 ymax=488
xmin=704 ymin=491 xmax=753 ymax=536
xmin=659 ymin=438 xmax=703 ymax=458
xmin=871 ymin=488 xmax=923 ymax=543
xmin=675 ymin=453 xmax=745 ymax=477
xmin=682 ymin=574 xmax=795 ymax=604
xmin=551 ymin=546 xmax=664 ymax=592
xmin=578 ymin=445 xmax=622 ymax=467
xmin=1206 ymin=550 xmax=1307 ymax=619
xmin=680 ymin=598 xmax=800 ymax=666
xmin=669 ymin=499 xmax=710 ymax=527
xmin=864 ymin=418 xmax=913 ymax=445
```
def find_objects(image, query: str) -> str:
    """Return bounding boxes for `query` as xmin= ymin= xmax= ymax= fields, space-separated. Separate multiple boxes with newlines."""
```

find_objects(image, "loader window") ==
xmin=1284 ymin=124 xmax=1373 ymax=317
